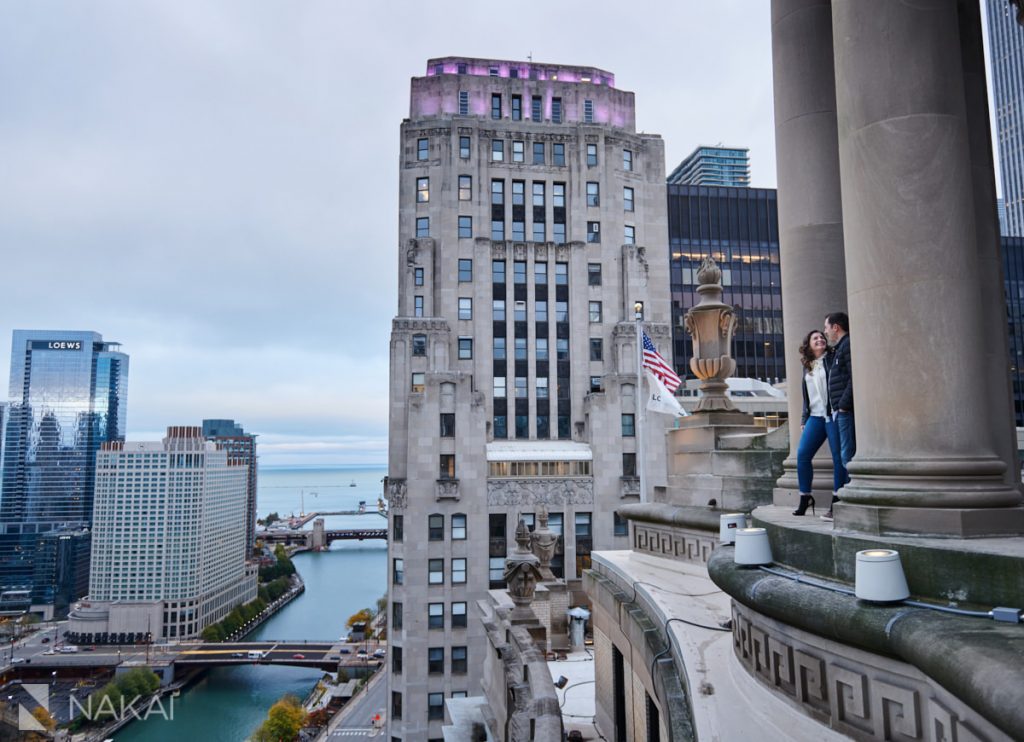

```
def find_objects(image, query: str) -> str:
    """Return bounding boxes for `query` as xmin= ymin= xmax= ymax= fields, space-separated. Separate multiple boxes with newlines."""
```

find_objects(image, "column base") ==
xmin=835 ymin=501 xmax=1024 ymax=538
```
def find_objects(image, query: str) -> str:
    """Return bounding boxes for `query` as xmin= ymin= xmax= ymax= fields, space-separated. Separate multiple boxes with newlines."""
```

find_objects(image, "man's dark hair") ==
xmin=825 ymin=312 xmax=849 ymax=333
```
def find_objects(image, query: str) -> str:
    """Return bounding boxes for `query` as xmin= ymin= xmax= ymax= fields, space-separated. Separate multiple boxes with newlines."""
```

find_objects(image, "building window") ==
xmin=589 ymin=338 xmax=603 ymax=361
xmin=412 ymin=334 xmax=427 ymax=357
xmin=451 ymin=646 xmax=468 ymax=674
xmin=439 ymin=454 xmax=456 ymax=480
xmin=515 ymin=377 xmax=528 ymax=398
xmin=493 ymin=414 xmax=507 ymax=438
xmin=555 ymin=262 xmax=568 ymax=285
xmin=493 ymin=299 xmax=506 ymax=320
xmin=392 ymin=691 xmax=402 ymax=720
xmin=458 ymin=91 xmax=468 ymax=115
xmin=417 ymin=177 xmax=430 ymax=203
xmin=428 ymin=693 xmax=444 ymax=721
xmin=537 ymin=414 xmax=550 ymax=438
xmin=531 ymin=95 xmax=542 ymax=121
xmin=457 ymin=62 xmax=467 ymax=74
xmin=458 ymin=216 xmax=472 ymax=238
xmin=428 ymin=558 xmax=444 ymax=585
xmin=587 ymin=222 xmax=601 ymax=243
xmin=414 ymin=296 xmax=424 ymax=317
xmin=491 ymin=93 xmax=502 ymax=119
xmin=624 ymin=186 xmax=635 ymax=212
xmin=428 ymin=514 xmax=444 ymax=541
xmin=512 ymin=140 xmax=524 ymax=163
xmin=589 ymin=301 xmax=603 ymax=323
xmin=533 ymin=222 xmax=546 ymax=242
xmin=551 ymin=97 xmax=562 ymax=123
xmin=393 ymin=646 xmax=403 ymax=674
xmin=624 ymin=225 xmax=636 ymax=245
xmin=492 ymin=336 xmax=506 ymax=360
xmin=452 ymin=601 xmax=468 ymax=628
xmin=587 ymin=144 xmax=598 ymax=166
xmin=514 ymin=337 xmax=528 ymax=361
xmin=514 ymin=260 xmax=527 ymax=284
xmin=623 ymin=149 xmax=633 ymax=171
xmin=623 ymin=452 xmax=637 ymax=477
xmin=489 ymin=557 xmax=505 ymax=585
xmin=428 ymin=602 xmax=444 ymax=629
xmin=494 ymin=376 xmax=506 ymax=398
xmin=534 ymin=262 xmax=547 ymax=284
xmin=428 ymin=647 xmax=444 ymax=674
xmin=587 ymin=182 xmax=599 ymax=207
xmin=458 ymin=258 xmax=472 ymax=282
xmin=458 ymin=298 xmax=472 ymax=320
xmin=590 ymin=376 xmax=603 ymax=393
xmin=393 ymin=601 xmax=403 ymax=630
xmin=492 ymin=259 xmax=505 ymax=283
xmin=416 ymin=217 xmax=429 ymax=238
xmin=393 ymin=514 xmax=404 ymax=542
xmin=452 ymin=514 xmax=466 ymax=540
xmin=414 ymin=267 xmax=424 ymax=286
xmin=459 ymin=175 xmax=472 ymax=201
xmin=536 ymin=338 xmax=549 ymax=360
xmin=553 ymin=143 xmax=565 ymax=166
xmin=411 ymin=373 xmax=425 ymax=393
xmin=536 ymin=300 xmax=548 ymax=321
xmin=511 ymin=95 xmax=522 ymax=120
xmin=489 ymin=66 xmax=499 ymax=76
xmin=588 ymin=263 xmax=602 ymax=286
xmin=458 ymin=337 xmax=472 ymax=359
xmin=614 ymin=512 xmax=629 ymax=537
xmin=440 ymin=413 xmax=455 ymax=438
xmin=537 ymin=377 xmax=549 ymax=398
xmin=459 ymin=136 xmax=471 ymax=159
xmin=533 ymin=142 xmax=545 ymax=165
xmin=622 ymin=414 xmax=636 ymax=437
xmin=452 ymin=558 xmax=466 ymax=584
xmin=393 ymin=558 xmax=404 ymax=585
xmin=584 ymin=99 xmax=594 ymax=123
xmin=492 ymin=139 xmax=504 ymax=161
xmin=417 ymin=138 xmax=428 ymax=161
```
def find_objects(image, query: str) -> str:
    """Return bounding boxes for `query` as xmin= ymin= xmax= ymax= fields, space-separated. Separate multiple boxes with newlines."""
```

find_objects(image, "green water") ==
xmin=113 ymin=543 xmax=387 ymax=741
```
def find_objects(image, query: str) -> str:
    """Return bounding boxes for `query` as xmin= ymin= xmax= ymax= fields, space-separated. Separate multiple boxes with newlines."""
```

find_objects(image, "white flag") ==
xmin=645 ymin=369 xmax=687 ymax=416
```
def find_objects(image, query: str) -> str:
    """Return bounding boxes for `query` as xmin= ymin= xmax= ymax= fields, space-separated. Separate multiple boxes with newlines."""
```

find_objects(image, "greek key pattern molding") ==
xmin=632 ymin=523 xmax=716 ymax=565
xmin=731 ymin=601 xmax=1006 ymax=741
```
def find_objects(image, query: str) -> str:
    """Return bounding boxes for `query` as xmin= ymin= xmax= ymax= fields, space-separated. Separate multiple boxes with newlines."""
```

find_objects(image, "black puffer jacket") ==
xmin=826 ymin=334 xmax=853 ymax=412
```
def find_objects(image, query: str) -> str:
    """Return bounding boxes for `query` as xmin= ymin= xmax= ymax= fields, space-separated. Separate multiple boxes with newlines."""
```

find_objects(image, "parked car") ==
xmin=339 ymin=647 xmax=351 ymax=654
xmin=40 ymin=637 xmax=50 ymax=644
xmin=372 ymin=648 xmax=386 ymax=658
xmin=11 ymin=657 xmax=26 ymax=664
xmin=292 ymin=653 xmax=305 ymax=660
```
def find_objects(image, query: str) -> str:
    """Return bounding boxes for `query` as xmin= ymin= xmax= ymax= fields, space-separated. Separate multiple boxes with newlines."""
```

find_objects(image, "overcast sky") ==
xmin=0 ymin=2 xmax=1001 ymax=467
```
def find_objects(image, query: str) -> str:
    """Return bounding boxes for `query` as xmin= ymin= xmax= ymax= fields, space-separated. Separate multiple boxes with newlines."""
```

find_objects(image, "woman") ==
xmin=794 ymin=330 xmax=844 ymax=515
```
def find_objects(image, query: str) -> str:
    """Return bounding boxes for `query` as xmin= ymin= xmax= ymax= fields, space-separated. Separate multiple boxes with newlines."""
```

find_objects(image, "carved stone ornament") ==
xmin=683 ymin=256 xmax=738 ymax=412
xmin=385 ymin=478 xmax=407 ymax=511
xmin=530 ymin=505 xmax=558 ymax=581
xmin=504 ymin=519 xmax=544 ymax=619
xmin=487 ymin=478 xmax=594 ymax=507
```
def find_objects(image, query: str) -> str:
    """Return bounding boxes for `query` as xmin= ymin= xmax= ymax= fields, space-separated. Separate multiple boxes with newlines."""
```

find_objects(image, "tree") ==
xmin=253 ymin=695 xmax=306 ymax=742
xmin=306 ymin=708 xmax=331 ymax=728
xmin=346 ymin=609 xmax=372 ymax=628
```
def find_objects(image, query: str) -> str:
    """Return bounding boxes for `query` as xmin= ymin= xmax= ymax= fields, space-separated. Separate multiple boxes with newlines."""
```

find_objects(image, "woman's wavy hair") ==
xmin=799 ymin=330 xmax=827 ymax=372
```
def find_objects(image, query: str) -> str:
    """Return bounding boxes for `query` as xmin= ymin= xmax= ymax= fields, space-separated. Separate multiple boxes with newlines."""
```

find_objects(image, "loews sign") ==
xmin=31 ymin=340 xmax=82 ymax=351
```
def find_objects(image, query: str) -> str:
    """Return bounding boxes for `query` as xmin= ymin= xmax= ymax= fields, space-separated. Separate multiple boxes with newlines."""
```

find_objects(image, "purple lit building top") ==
xmin=410 ymin=56 xmax=635 ymax=131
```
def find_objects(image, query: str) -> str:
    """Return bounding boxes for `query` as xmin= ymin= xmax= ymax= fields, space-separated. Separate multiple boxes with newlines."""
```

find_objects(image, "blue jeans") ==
xmin=835 ymin=411 xmax=856 ymax=492
xmin=796 ymin=416 xmax=845 ymax=494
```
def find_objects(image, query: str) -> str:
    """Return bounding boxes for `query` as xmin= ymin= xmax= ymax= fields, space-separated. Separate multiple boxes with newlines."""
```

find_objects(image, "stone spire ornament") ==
xmin=530 ymin=506 xmax=558 ymax=581
xmin=504 ymin=519 xmax=543 ymax=622
xmin=683 ymin=257 xmax=738 ymax=412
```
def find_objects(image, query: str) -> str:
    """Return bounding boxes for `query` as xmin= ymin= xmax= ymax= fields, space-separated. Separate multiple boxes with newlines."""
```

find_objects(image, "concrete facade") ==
xmin=386 ymin=56 xmax=671 ymax=739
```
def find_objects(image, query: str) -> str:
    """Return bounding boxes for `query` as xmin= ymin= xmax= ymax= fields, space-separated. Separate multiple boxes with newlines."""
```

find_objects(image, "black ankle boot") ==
xmin=793 ymin=494 xmax=815 ymax=516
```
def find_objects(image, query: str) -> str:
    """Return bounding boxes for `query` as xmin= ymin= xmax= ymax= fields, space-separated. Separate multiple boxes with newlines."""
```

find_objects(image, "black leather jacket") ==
xmin=826 ymin=334 xmax=853 ymax=413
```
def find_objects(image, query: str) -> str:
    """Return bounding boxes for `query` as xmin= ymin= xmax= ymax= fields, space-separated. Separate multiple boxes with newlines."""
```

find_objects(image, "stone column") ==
xmin=770 ymin=0 xmax=848 ymax=500
xmin=831 ymin=0 xmax=1023 ymax=535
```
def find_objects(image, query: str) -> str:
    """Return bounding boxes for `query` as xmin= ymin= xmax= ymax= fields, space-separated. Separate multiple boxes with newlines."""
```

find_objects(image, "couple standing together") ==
xmin=795 ymin=312 xmax=855 ymax=522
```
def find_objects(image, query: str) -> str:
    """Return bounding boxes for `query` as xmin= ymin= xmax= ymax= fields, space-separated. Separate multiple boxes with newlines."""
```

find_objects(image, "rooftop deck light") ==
xmin=719 ymin=513 xmax=746 ymax=544
xmin=855 ymin=549 xmax=910 ymax=603
xmin=734 ymin=527 xmax=773 ymax=565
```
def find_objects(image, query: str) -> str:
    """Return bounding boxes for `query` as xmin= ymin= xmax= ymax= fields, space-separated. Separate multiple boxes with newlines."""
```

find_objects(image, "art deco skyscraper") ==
xmin=989 ymin=0 xmax=1024 ymax=236
xmin=0 ymin=330 xmax=128 ymax=617
xmin=386 ymin=57 xmax=670 ymax=738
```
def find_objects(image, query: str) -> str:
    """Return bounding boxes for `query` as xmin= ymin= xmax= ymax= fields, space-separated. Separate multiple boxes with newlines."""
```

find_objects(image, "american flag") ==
xmin=642 ymin=330 xmax=681 ymax=393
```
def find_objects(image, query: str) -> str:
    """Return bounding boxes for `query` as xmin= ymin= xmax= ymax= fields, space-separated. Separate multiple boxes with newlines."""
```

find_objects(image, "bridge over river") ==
xmin=257 ymin=510 xmax=388 ymax=548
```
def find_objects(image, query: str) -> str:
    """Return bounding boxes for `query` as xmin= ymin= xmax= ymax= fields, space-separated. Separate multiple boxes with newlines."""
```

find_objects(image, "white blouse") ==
xmin=805 ymin=358 xmax=828 ymax=418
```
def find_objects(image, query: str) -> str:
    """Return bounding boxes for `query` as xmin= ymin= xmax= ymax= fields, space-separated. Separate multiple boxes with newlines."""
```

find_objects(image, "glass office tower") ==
xmin=0 ymin=331 xmax=128 ymax=614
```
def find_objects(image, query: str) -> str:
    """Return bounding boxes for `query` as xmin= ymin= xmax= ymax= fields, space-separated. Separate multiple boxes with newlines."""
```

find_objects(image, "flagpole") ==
xmin=634 ymin=302 xmax=646 ymax=504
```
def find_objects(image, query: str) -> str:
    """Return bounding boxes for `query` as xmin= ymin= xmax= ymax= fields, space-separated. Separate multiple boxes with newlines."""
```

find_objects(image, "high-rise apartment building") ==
xmin=386 ymin=57 xmax=671 ymax=737
xmin=667 ymin=145 xmax=751 ymax=187
xmin=989 ymin=1 xmax=1024 ymax=236
xmin=667 ymin=184 xmax=784 ymax=382
xmin=202 ymin=418 xmax=258 ymax=557
xmin=0 ymin=330 xmax=128 ymax=618
xmin=67 ymin=426 xmax=257 ymax=642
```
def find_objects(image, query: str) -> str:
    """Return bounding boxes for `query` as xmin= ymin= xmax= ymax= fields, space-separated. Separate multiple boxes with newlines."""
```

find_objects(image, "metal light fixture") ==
xmin=855 ymin=549 xmax=910 ymax=602
xmin=733 ymin=527 xmax=773 ymax=565
xmin=719 ymin=513 xmax=746 ymax=544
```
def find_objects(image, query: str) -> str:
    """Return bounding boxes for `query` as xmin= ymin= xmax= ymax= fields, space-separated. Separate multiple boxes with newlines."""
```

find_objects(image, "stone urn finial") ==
xmin=683 ymin=256 xmax=737 ymax=412
xmin=504 ymin=519 xmax=543 ymax=622
xmin=530 ymin=506 xmax=558 ymax=581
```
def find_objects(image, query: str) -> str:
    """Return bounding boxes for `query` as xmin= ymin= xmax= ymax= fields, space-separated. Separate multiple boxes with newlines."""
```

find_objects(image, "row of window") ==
xmin=415 ymin=175 xmax=634 ymax=212
xmin=414 ymin=216 xmax=635 ymax=245
xmin=416 ymin=136 xmax=635 ymax=173
xmin=391 ymin=689 xmax=462 ymax=723
xmin=390 ymin=600 xmax=468 ymax=631
xmin=391 ymin=513 xmax=466 ymax=542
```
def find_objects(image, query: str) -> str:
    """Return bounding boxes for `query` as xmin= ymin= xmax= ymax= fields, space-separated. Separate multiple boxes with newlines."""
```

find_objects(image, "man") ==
xmin=823 ymin=311 xmax=854 ymax=521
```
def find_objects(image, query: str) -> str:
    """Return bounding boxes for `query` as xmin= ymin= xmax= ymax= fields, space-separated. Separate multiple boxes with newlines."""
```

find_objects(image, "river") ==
xmin=114 ymin=466 xmax=388 ymax=741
